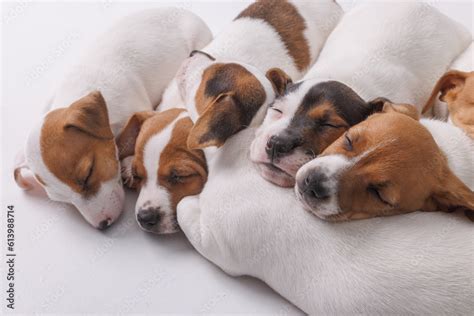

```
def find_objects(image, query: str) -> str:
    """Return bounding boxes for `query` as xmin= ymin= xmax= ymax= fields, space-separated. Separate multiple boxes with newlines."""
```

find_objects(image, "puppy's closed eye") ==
xmin=344 ymin=134 xmax=353 ymax=151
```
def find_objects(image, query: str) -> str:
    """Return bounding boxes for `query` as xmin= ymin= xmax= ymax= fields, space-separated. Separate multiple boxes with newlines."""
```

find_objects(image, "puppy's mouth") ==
xmin=257 ymin=162 xmax=295 ymax=188
xmin=138 ymin=218 xmax=181 ymax=234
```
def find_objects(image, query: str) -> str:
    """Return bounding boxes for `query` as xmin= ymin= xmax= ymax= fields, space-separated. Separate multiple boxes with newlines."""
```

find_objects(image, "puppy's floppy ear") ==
xmin=63 ymin=91 xmax=114 ymax=140
xmin=422 ymin=70 xmax=469 ymax=114
xmin=266 ymin=68 xmax=292 ymax=96
xmin=423 ymin=168 xmax=474 ymax=221
xmin=187 ymin=93 xmax=239 ymax=150
xmin=380 ymin=101 xmax=420 ymax=120
xmin=116 ymin=111 xmax=155 ymax=159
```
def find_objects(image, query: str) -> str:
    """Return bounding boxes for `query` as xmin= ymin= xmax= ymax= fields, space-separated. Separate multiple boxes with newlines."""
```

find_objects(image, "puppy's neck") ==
xmin=421 ymin=118 xmax=474 ymax=189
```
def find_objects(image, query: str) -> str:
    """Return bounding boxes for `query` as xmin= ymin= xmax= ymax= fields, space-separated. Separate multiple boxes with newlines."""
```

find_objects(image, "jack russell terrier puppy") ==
xmin=13 ymin=8 xmax=212 ymax=229
xmin=116 ymin=109 xmax=207 ymax=234
xmin=133 ymin=0 xmax=342 ymax=234
xmin=250 ymin=2 xmax=471 ymax=187
xmin=172 ymin=0 xmax=343 ymax=149
xmin=422 ymin=42 xmax=473 ymax=121
xmin=177 ymin=3 xmax=473 ymax=314
xmin=295 ymin=101 xmax=474 ymax=221
xmin=422 ymin=43 xmax=474 ymax=138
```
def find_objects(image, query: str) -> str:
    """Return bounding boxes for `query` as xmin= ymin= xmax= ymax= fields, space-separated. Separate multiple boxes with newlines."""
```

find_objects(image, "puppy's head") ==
xmin=295 ymin=101 xmax=474 ymax=221
xmin=422 ymin=70 xmax=474 ymax=136
xmin=250 ymin=77 xmax=385 ymax=187
xmin=117 ymin=108 xmax=207 ymax=234
xmin=176 ymin=53 xmax=282 ymax=150
xmin=15 ymin=91 xmax=124 ymax=229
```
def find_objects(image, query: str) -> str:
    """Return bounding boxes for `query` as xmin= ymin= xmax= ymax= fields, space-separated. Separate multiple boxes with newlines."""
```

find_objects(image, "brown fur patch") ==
xmin=236 ymin=0 xmax=310 ymax=71
xmin=131 ymin=108 xmax=186 ymax=184
xmin=423 ymin=71 xmax=474 ymax=138
xmin=40 ymin=92 xmax=117 ymax=197
xmin=158 ymin=117 xmax=208 ymax=209
xmin=190 ymin=63 xmax=266 ymax=149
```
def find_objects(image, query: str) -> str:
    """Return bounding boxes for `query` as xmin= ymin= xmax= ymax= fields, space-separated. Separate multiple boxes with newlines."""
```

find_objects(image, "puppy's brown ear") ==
xmin=422 ymin=70 xmax=469 ymax=114
xmin=266 ymin=68 xmax=292 ymax=96
xmin=382 ymin=101 xmax=419 ymax=120
xmin=187 ymin=93 xmax=239 ymax=150
xmin=367 ymin=97 xmax=391 ymax=114
xmin=422 ymin=169 xmax=474 ymax=219
xmin=116 ymin=111 xmax=155 ymax=159
xmin=64 ymin=91 xmax=114 ymax=140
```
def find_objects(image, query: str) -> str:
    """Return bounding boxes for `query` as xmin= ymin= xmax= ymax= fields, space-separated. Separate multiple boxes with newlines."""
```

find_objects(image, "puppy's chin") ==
xmin=257 ymin=163 xmax=295 ymax=188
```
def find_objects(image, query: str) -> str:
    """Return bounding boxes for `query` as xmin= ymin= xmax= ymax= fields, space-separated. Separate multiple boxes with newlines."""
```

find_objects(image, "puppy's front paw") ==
xmin=120 ymin=156 xmax=137 ymax=190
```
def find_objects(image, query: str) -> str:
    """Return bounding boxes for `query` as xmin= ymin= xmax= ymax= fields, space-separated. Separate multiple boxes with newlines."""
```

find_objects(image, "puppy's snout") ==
xmin=266 ymin=134 xmax=302 ymax=160
xmin=137 ymin=208 xmax=161 ymax=228
xmin=299 ymin=170 xmax=330 ymax=200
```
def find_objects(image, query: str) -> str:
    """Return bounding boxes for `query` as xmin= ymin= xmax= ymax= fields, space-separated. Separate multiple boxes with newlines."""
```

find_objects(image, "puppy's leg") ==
xmin=120 ymin=156 xmax=137 ymax=189
xmin=177 ymin=195 xmax=206 ymax=251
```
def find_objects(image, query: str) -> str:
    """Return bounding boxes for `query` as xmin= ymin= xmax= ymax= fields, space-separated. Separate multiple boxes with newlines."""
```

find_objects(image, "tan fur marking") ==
xmin=40 ymin=92 xmax=117 ymax=197
xmin=132 ymin=108 xmax=186 ymax=184
xmin=158 ymin=117 xmax=208 ymax=209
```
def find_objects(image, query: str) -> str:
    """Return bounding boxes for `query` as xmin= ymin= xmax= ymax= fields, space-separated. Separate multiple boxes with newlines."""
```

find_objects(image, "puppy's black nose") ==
xmin=97 ymin=218 xmax=111 ymax=230
xmin=299 ymin=171 xmax=330 ymax=200
xmin=266 ymin=134 xmax=301 ymax=161
xmin=137 ymin=209 xmax=160 ymax=228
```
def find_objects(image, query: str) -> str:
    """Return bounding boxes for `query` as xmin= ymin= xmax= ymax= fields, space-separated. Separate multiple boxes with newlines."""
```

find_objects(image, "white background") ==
xmin=1 ymin=1 xmax=472 ymax=314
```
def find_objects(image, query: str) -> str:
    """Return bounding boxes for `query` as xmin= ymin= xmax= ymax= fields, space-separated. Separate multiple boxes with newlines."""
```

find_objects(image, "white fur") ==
xmin=22 ymin=8 xmax=212 ymax=228
xmin=430 ymin=42 xmax=474 ymax=120
xmin=178 ymin=3 xmax=473 ymax=314
xmin=295 ymin=154 xmax=351 ymax=218
xmin=422 ymin=119 xmax=474 ymax=188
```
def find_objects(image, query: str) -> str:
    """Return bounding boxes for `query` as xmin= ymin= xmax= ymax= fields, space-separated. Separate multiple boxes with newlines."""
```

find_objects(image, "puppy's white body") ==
xmin=180 ymin=128 xmax=474 ymax=315
xmin=422 ymin=119 xmax=474 ymax=188
xmin=304 ymin=3 xmax=471 ymax=108
xmin=178 ymin=3 xmax=473 ymax=314
xmin=49 ymin=8 xmax=212 ymax=135
xmin=174 ymin=0 xmax=343 ymax=121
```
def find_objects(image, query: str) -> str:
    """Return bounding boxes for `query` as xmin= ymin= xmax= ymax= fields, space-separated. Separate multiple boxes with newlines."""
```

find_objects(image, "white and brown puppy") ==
xmin=250 ymin=2 xmax=471 ymax=187
xmin=295 ymin=102 xmax=474 ymax=221
xmin=171 ymin=0 xmax=343 ymax=149
xmin=117 ymin=109 xmax=207 ymax=234
xmin=14 ymin=8 xmax=212 ymax=229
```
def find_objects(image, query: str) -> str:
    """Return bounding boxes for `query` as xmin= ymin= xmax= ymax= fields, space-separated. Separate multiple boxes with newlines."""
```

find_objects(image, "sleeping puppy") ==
xmin=250 ymin=2 xmax=471 ymax=187
xmin=295 ymin=102 xmax=474 ymax=221
xmin=171 ymin=0 xmax=343 ymax=150
xmin=13 ymin=8 xmax=212 ymax=229
xmin=117 ymin=109 xmax=207 ymax=234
